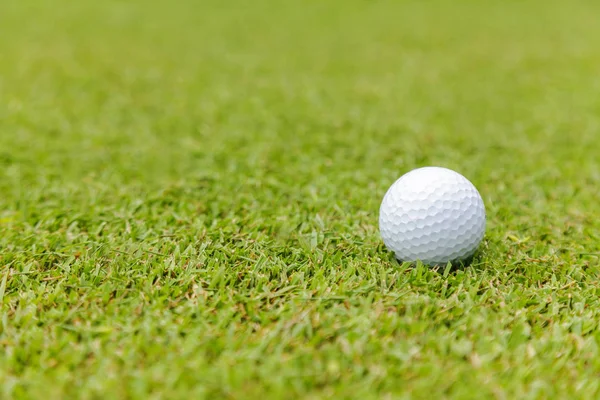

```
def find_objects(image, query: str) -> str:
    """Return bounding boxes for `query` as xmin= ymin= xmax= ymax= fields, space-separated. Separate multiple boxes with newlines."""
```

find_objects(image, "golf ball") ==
xmin=379 ymin=167 xmax=486 ymax=266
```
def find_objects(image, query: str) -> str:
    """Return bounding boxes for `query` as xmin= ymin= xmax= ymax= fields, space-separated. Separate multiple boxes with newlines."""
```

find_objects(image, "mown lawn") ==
xmin=1 ymin=0 xmax=600 ymax=398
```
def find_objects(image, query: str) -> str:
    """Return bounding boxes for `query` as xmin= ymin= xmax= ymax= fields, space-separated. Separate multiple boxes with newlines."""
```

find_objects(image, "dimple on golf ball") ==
xmin=379 ymin=167 xmax=486 ymax=266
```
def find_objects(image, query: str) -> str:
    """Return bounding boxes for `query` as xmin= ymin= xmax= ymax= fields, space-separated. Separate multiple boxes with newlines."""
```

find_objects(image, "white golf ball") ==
xmin=379 ymin=167 xmax=486 ymax=266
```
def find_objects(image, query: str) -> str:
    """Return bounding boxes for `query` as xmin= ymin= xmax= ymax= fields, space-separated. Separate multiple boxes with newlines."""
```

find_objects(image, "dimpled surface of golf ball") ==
xmin=379 ymin=167 xmax=486 ymax=265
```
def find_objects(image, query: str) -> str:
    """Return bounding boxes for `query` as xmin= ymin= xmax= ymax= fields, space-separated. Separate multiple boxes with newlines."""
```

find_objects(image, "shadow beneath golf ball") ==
xmin=393 ymin=253 xmax=479 ymax=273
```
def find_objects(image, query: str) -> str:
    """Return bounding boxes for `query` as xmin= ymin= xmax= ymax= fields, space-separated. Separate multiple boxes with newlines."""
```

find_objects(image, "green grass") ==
xmin=2 ymin=0 xmax=600 ymax=398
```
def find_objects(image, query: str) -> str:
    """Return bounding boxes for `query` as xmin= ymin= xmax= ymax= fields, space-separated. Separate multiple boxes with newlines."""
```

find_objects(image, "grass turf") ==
xmin=2 ymin=0 xmax=600 ymax=398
